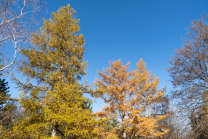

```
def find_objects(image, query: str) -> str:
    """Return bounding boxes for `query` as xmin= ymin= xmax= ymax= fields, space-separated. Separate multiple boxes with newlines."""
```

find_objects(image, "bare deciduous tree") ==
xmin=0 ymin=0 xmax=45 ymax=73
xmin=168 ymin=14 xmax=208 ymax=103
xmin=168 ymin=14 xmax=208 ymax=138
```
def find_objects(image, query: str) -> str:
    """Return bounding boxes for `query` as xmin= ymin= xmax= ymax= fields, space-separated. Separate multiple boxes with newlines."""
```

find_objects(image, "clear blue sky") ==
xmin=5 ymin=0 xmax=208 ymax=112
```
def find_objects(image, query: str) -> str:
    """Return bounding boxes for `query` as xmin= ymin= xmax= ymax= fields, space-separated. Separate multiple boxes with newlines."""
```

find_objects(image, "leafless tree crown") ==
xmin=0 ymin=0 xmax=45 ymax=72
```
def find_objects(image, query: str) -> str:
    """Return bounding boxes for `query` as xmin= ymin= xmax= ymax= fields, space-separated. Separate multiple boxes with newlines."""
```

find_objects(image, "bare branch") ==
xmin=0 ymin=0 xmax=45 ymax=73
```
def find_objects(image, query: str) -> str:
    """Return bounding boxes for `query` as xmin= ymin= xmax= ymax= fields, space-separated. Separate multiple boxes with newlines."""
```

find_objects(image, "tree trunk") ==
xmin=51 ymin=125 xmax=57 ymax=137
xmin=123 ymin=130 xmax=126 ymax=139
xmin=148 ymin=104 xmax=153 ymax=139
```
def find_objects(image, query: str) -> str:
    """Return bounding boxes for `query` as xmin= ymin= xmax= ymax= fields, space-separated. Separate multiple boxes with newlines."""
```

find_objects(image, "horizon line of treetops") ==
xmin=0 ymin=2 xmax=208 ymax=139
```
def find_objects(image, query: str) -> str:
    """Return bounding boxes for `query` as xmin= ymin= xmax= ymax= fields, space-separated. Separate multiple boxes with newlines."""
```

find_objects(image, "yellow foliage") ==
xmin=1 ymin=4 xmax=101 ymax=139
xmin=94 ymin=59 xmax=169 ymax=138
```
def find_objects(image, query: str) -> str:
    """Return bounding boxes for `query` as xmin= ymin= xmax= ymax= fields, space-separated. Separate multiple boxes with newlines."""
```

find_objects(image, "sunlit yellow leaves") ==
xmin=5 ymin=4 xmax=102 ymax=139
xmin=94 ymin=59 xmax=169 ymax=138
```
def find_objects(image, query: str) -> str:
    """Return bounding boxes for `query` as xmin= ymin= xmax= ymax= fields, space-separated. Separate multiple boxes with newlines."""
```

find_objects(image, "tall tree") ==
xmin=167 ymin=14 xmax=208 ymax=109
xmin=167 ymin=14 xmax=208 ymax=135
xmin=94 ymin=59 xmax=169 ymax=139
xmin=4 ymin=5 xmax=100 ymax=138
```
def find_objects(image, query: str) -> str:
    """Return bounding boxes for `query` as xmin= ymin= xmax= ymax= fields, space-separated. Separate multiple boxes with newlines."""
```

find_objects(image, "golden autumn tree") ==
xmin=1 ymin=5 xmax=101 ymax=139
xmin=94 ymin=59 xmax=169 ymax=139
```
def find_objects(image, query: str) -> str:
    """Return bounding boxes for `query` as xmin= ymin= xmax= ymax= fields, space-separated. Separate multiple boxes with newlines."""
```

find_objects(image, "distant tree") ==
xmin=3 ymin=5 xmax=100 ymax=138
xmin=94 ymin=59 xmax=169 ymax=139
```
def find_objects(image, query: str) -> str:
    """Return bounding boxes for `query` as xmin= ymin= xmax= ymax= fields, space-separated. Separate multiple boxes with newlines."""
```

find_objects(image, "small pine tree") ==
xmin=0 ymin=75 xmax=17 ymax=135
xmin=0 ymin=76 xmax=10 ymax=109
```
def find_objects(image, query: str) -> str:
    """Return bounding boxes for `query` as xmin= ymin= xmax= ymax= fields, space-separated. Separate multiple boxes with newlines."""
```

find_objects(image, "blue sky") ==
xmin=4 ymin=0 xmax=208 ymax=112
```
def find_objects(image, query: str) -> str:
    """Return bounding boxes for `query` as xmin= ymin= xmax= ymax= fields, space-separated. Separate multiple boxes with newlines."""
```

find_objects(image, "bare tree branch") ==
xmin=0 ymin=0 xmax=45 ymax=73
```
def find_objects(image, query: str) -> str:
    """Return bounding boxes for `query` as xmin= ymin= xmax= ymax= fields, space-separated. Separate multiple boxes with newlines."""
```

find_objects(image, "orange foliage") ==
xmin=94 ymin=59 xmax=169 ymax=139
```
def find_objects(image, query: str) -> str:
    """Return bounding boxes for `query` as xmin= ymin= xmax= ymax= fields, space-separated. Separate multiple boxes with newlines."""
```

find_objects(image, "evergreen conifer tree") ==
xmin=0 ymin=77 xmax=10 ymax=109
xmin=0 ymin=74 xmax=18 ymax=135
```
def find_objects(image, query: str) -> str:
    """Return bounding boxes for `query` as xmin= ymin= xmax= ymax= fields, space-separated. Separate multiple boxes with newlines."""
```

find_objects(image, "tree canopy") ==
xmin=95 ymin=59 xmax=169 ymax=139
xmin=1 ymin=5 xmax=100 ymax=138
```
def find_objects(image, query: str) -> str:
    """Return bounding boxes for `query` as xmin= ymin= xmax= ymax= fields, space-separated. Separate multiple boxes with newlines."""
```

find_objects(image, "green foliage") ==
xmin=0 ymin=76 xmax=17 ymax=138
xmin=0 ymin=77 xmax=10 ymax=109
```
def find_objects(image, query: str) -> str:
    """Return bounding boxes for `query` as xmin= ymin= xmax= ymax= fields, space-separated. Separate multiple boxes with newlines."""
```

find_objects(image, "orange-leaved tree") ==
xmin=94 ymin=59 xmax=169 ymax=139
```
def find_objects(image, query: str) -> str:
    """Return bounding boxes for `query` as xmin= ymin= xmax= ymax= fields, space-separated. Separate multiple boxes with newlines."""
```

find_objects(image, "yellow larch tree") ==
xmin=94 ymin=59 xmax=169 ymax=139
xmin=134 ymin=59 xmax=169 ymax=138
xmin=1 ymin=5 xmax=101 ymax=139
